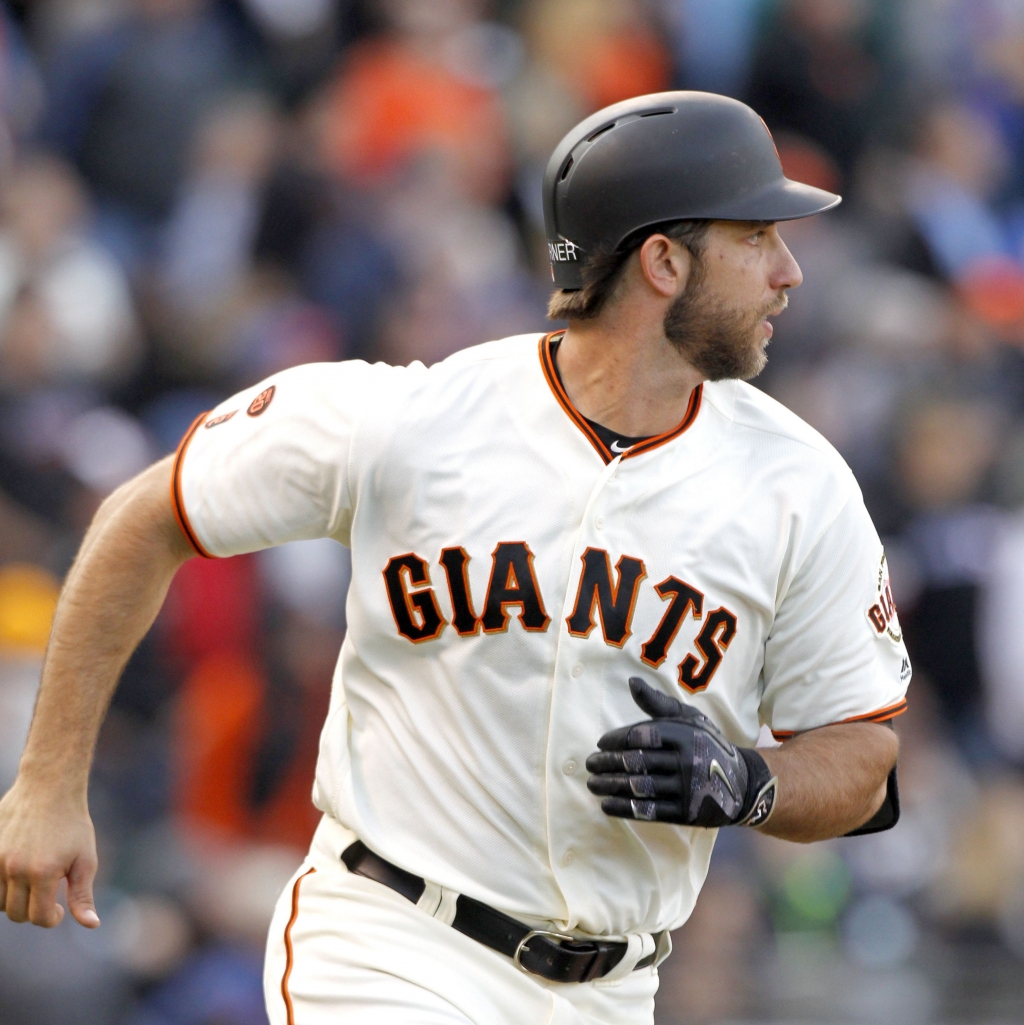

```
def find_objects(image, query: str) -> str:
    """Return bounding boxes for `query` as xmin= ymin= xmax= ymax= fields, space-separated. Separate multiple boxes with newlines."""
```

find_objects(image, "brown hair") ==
xmin=546 ymin=220 xmax=712 ymax=322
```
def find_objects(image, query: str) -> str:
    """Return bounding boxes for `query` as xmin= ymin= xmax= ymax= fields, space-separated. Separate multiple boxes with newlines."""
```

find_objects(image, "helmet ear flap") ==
xmin=546 ymin=237 xmax=585 ymax=290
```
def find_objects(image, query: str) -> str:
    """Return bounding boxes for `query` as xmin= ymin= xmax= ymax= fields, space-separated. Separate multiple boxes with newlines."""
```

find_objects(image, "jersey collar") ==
xmin=538 ymin=331 xmax=703 ymax=465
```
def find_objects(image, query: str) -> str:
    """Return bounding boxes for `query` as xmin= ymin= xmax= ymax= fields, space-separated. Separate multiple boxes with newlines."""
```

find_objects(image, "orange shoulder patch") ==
xmin=247 ymin=385 xmax=276 ymax=417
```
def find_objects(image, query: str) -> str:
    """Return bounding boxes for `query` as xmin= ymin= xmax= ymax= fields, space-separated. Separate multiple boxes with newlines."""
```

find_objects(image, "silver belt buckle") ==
xmin=513 ymin=929 xmax=578 ymax=973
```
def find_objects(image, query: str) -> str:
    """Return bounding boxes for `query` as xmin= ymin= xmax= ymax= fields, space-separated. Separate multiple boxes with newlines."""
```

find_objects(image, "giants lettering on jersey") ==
xmin=383 ymin=544 xmax=737 ymax=693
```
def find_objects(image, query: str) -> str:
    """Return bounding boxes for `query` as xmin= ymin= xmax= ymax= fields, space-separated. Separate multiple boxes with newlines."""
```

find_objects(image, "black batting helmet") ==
xmin=543 ymin=91 xmax=841 ymax=290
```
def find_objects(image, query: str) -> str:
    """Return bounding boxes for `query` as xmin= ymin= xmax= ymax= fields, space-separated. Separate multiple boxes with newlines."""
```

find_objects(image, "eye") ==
xmin=748 ymin=230 xmax=766 ymax=244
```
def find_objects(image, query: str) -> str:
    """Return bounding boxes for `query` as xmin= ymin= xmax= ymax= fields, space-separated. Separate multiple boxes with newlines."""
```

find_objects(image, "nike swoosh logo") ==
xmin=610 ymin=439 xmax=631 ymax=453
xmin=709 ymin=759 xmax=737 ymax=799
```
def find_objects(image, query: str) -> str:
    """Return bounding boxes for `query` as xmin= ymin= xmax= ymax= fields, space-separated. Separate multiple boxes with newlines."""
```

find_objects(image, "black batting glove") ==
xmin=586 ymin=677 xmax=778 ymax=828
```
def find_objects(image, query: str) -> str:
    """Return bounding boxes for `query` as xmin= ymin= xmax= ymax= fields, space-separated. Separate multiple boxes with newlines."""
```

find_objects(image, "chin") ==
xmin=742 ymin=337 xmax=769 ymax=379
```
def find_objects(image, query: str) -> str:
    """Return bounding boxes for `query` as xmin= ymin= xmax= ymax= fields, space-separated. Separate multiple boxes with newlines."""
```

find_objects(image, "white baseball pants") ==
xmin=263 ymin=815 xmax=662 ymax=1025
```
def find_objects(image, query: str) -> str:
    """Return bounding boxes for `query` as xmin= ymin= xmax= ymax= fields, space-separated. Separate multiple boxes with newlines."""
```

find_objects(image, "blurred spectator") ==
xmin=127 ymin=942 xmax=267 ymax=1025
xmin=521 ymin=0 xmax=671 ymax=114
xmin=746 ymin=0 xmax=892 ymax=181
xmin=321 ymin=0 xmax=509 ymax=191
xmin=0 ymin=398 xmax=154 ymax=540
xmin=161 ymin=92 xmax=281 ymax=318
xmin=0 ymin=153 xmax=138 ymax=389
xmin=40 ymin=0 xmax=240 ymax=270
xmin=903 ymin=101 xmax=1014 ymax=280
xmin=248 ymin=136 xmax=398 ymax=364
xmin=657 ymin=860 xmax=763 ymax=1023
xmin=165 ymin=541 xmax=343 ymax=851
xmin=374 ymin=150 xmax=546 ymax=365
xmin=234 ymin=0 xmax=347 ymax=105
xmin=313 ymin=0 xmax=553 ymax=364
xmin=981 ymin=509 xmax=1024 ymax=763
xmin=0 ymin=563 xmax=58 ymax=794
xmin=659 ymin=0 xmax=764 ymax=97
xmin=0 ymin=7 xmax=44 ymax=168
xmin=896 ymin=397 xmax=1003 ymax=761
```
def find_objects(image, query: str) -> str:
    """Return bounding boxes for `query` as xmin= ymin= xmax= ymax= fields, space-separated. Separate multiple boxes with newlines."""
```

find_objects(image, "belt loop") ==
xmin=434 ymin=887 xmax=459 ymax=926
xmin=595 ymin=933 xmax=654 ymax=984
xmin=416 ymin=881 xmax=459 ymax=926
xmin=416 ymin=881 xmax=443 ymax=916
xmin=653 ymin=930 xmax=672 ymax=966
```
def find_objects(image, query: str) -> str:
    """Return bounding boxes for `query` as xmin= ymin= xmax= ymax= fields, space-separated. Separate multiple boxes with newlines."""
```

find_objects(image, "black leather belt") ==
xmin=341 ymin=841 xmax=660 ymax=983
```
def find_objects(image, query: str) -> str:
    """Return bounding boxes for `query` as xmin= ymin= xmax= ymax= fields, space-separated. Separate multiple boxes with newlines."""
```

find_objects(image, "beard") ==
xmin=663 ymin=278 xmax=788 ymax=381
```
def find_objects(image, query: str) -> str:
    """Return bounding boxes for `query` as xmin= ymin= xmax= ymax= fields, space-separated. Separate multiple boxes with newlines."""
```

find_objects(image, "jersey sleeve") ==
xmin=173 ymin=360 xmax=397 ymax=557
xmin=759 ymin=492 xmax=910 ymax=739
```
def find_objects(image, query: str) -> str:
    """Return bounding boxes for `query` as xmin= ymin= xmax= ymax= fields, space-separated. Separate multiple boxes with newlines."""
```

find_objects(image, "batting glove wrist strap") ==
xmin=736 ymin=746 xmax=778 ymax=828
xmin=586 ymin=677 xmax=775 ymax=828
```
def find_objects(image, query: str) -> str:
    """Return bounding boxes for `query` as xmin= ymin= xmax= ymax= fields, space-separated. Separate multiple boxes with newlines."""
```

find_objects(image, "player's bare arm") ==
xmin=755 ymin=721 xmax=897 ymax=841
xmin=0 ymin=455 xmax=192 ymax=928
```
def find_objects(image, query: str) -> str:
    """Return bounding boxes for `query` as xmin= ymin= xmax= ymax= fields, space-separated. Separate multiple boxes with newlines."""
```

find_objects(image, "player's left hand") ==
xmin=586 ymin=677 xmax=777 ymax=828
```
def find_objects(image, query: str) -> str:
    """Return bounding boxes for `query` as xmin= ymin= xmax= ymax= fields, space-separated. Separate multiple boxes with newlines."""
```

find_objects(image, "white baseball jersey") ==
xmin=173 ymin=331 xmax=910 ymax=939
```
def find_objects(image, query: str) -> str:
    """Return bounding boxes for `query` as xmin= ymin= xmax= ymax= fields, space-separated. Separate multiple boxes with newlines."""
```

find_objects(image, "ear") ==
xmin=637 ymin=234 xmax=692 ymax=298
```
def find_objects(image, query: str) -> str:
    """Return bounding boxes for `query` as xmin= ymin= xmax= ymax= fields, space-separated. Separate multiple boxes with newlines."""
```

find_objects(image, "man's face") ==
xmin=664 ymin=221 xmax=803 ymax=381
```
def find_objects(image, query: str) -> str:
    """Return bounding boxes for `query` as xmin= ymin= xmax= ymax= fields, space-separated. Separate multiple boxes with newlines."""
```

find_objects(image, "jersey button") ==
xmin=571 ymin=664 xmax=583 ymax=678
xmin=595 ymin=516 xmax=605 ymax=529
xmin=562 ymin=759 xmax=578 ymax=775
xmin=562 ymin=849 xmax=575 ymax=866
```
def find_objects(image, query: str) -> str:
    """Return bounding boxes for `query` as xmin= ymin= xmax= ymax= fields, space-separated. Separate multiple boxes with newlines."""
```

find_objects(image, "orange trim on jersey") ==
xmin=623 ymin=384 xmax=702 ymax=459
xmin=171 ymin=412 xmax=215 ymax=559
xmin=281 ymin=866 xmax=316 ymax=1025
xmin=539 ymin=332 xmax=610 ymax=462
xmin=538 ymin=332 xmax=702 ymax=463
xmin=770 ymin=698 xmax=908 ymax=741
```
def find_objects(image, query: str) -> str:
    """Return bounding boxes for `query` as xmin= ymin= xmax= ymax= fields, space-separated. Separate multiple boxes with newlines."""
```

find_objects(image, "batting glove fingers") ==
xmin=586 ymin=677 xmax=778 ymax=828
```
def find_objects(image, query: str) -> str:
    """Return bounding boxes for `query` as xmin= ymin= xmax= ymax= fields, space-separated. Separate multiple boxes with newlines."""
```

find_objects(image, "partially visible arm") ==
xmin=0 ymin=455 xmax=194 ymax=928
xmin=587 ymin=678 xmax=899 ymax=842
xmin=757 ymin=721 xmax=898 ymax=842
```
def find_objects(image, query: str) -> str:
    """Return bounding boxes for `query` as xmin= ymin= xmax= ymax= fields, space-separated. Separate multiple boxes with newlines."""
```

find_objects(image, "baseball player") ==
xmin=0 ymin=92 xmax=907 ymax=1025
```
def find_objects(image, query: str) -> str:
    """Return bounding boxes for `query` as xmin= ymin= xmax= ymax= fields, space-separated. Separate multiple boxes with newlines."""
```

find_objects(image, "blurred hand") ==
xmin=0 ymin=778 xmax=99 ymax=928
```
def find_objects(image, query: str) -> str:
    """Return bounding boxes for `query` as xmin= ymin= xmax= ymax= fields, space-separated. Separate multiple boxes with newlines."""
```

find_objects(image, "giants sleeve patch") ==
xmin=247 ymin=385 xmax=276 ymax=416
xmin=866 ymin=553 xmax=902 ymax=644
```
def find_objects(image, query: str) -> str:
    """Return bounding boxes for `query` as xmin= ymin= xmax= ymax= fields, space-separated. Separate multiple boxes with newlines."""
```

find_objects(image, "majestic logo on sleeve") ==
xmin=866 ymin=553 xmax=902 ymax=643
xmin=383 ymin=543 xmax=738 ymax=694
xmin=204 ymin=410 xmax=237 ymax=429
xmin=247 ymin=385 xmax=276 ymax=416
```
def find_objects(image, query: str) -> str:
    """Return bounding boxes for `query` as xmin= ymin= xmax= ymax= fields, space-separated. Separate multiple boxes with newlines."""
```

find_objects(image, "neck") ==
xmin=556 ymin=309 xmax=705 ymax=438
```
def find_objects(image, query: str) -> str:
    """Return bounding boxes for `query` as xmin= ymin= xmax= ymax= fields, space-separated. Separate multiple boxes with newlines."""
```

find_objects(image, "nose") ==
xmin=770 ymin=235 xmax=803 ymax=291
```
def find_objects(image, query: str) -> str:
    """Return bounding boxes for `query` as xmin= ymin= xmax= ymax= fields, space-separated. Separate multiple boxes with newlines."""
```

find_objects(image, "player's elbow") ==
xmin=845 ymin=724 xmax=900 ymax=836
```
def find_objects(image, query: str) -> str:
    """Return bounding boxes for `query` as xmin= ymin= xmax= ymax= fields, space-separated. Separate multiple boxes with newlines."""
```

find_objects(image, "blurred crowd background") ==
xmin=3 ymin=0 xmax=1024 ymax=1022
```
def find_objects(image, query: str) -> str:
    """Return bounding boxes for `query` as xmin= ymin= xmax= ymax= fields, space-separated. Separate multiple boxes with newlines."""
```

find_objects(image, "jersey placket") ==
xmin=543 ymin=452 xmax=627 ymax=929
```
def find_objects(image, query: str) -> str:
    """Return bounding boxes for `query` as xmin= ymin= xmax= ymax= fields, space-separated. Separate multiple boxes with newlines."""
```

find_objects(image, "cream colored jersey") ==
xmin=174 ymin=331 xmax=910 ymax=938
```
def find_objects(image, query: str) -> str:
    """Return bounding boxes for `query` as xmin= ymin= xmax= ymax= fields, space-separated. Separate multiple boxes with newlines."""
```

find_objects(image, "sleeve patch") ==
xmin=866 ymin=553 xmax=902 ymax=644
xmin=204 ymin=410 xmax=237 ymax=429
xmin=247 ymin=385 xmax=276 ymax=417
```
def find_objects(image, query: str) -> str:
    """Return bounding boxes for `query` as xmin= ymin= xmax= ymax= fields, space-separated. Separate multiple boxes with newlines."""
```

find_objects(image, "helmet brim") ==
xmin=702 ymin=176 xmax=841 ymax=222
